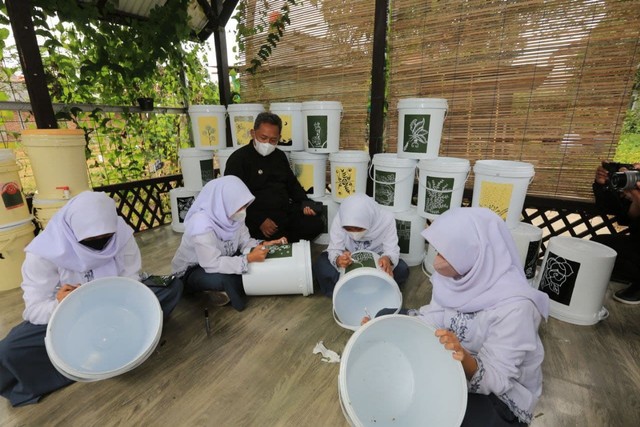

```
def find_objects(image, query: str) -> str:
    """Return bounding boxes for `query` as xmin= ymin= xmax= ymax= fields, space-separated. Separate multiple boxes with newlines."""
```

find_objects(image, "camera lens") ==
xmin=610 ymin=171 xmax=640 ymax=191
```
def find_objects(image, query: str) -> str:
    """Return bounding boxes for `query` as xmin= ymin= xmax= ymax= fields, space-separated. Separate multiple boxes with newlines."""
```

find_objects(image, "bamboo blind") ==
xmin=387 ymin=0 xmax=640 ymax=200
xmin=237 ymin=0 xmax=375 ymax=150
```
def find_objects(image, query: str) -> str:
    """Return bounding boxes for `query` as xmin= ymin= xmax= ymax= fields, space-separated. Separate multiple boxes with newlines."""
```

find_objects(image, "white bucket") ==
xmin=32 ymin=196 xmax=68 ymax=230
xmin=243 ymin=241 xmax=313 ymax=296
xmin=397 ymin=98 xmax=448 ymax=159
xmin=339 ymin=315 xmax=467 ymax=427
xmin=0 ymin=220 xmax=35 ymax=291
xmin=227 ymin=103 xmax=265 ymax=147
xmin=423 ymin=243 xmax=438 ymax=277
xmin=215 ymin=146 xmax=239 ymax=176
xmin=471 ymin=160 xmax=535 ymax=229
xmin=170 ymin=187 xmax=199 ymax=233
xmin=333 ymin=266 xmax=402 ymax=331
xmin=417 ymin=157 xmax=470 ymax=220
xmin=301 ymin=101 xmax=342 ymax=154
xmin=45 ymin=277 xmax=163 ymax=381
xmin=509 ymin=222 xmax=543 ymax=286
xmin=329 ymin=150 xmax=370 ymax=203
xmin=313 ymin=195 xmax=339 ymax=245
xmin=21 ymin=129 xmax=91 ymax=200
xmin=270 ymin=102 xmax=303 ymax=151
xmin=371 ymin=153 xmax=417 ymax=213
xmin=178 ymin=148 xmax=214 ymax=191
xmin=188 ymin=105 xmax=227 ymax=150
xmin=289 ymin=151 xmax=327 ymax=199
xmin=395 ymin=206 xmax=427 ymax=267
xmin=341 ymin=250 xmax=381 ymax=276
xmin=537 ymin=236 xmax=616 ymax=326
xmin=0 ymin=150 xmax=30 ymax=229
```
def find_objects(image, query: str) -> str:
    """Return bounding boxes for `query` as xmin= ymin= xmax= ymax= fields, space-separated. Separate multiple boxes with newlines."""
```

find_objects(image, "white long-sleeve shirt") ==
xmin=21 ymin=236 xmax=142 ymax=325
xmin=415 ymin=299 xmax=544 ymax=424
xmin=171 ymin=225 xmax=260 ymax=276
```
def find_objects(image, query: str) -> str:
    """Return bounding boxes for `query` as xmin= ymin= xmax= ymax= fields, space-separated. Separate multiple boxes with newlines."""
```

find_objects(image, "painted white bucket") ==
xmin=509 ymin=222 xmax=543 ymax=286
xmin=270 ymin=102 xmax=303 ymax=151
xmin=227 ymin=103 xmax=265 ymax=147
xmin=417 ymin=157 xmax=470 ymax=220
xmin=537 ymin=236 xmax=616 ymax=326
xmin=472 ymin=160 xmax=535 ymax=229
xmin=188 ymin=105 xmax=227 ymax=150
xmin=0 ymin=149 xmax=30 ymax=229
xmin=289 ymin=151 xmax=327 ymax=199
xmin=341 ymin=250 xmax=382 ymax=276
xmin=32 ymin=195 xmax=68 ymax=230
xmin=243 ymin=240 xmax=313 ymax=296
xmin=216 ymin=146 xmax=239 ymax=176
xmin=313 ymin=195 xmax=339 ymax=245
xmin=0 ymin=220 xmax=35 ymax=291
xmin=329 ymin=150 xmax=370 ymax=203
xmin=370 ymin=153 xmax=417 ymax=213
xmin=170 ymin=187 xmax=199 ymax=233
xmin=21 ymin=129 xmax=91 ymax=200
xmin=397 ymin=98 xmax=448 ymax=160
xmin=45 ymin=277 xmax=163 ymax=381
xmin=333 ymin=267 xmax=402 ymax=331
xmin=339 ymin=315 xmax=467 ymax=427
xmin=395 ymin=206 xmax=427 ymax=267
xmin=178 ymin=148 xmax=214 ymax=191
xmin=423 ymin=243 xmax=438 ymax=277
xmin=301 ymin=101 xmax=342 ymax=153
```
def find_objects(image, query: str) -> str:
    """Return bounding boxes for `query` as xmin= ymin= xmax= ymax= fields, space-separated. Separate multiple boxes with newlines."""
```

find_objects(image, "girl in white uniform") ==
xmin=0 ymin=191 xmax=182 ymax=407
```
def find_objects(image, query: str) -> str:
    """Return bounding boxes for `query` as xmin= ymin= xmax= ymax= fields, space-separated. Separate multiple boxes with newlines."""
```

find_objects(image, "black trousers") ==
xmin=248 ymin=208 xmax=324 ymax=243
xmin=591 ymin=234 xmax=640 ymax=285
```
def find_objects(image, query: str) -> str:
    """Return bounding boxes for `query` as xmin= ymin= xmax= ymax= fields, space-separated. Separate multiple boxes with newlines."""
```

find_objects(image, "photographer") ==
xmin=592 ymin=161 xmax=640 ymax=304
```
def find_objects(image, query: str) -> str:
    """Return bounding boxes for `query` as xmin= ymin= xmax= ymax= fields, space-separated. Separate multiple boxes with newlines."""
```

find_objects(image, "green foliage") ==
xmin=614 ymin=133 xmax=640 ymax=163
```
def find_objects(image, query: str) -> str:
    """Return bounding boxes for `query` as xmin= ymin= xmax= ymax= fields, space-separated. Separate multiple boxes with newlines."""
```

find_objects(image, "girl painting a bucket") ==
xmin=0 ymin=191 xmax=183 ymax=407
xmin=367 ymin=207 xmax=549 ymax=426
xmin=171 ymin=176 xmax=286 ymax=311
xmin=313 ymin=193 xmax=410 ymax=296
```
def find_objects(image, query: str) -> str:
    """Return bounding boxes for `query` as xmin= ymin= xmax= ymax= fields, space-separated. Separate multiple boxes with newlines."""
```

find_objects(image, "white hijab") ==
xmin=26 ymin=191 xmax=134 ymax=276
xmin=423 ymin=207 xmax=549 ymax=318
xmin=338 ymin=193 xmax=388 ymax=238
xmin=184 ymin=176 xmax=255 ymax=240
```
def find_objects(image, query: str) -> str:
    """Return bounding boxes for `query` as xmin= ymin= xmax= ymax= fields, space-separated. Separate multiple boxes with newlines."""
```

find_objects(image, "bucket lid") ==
xmin=418 ymin=156 xmax=470 ymax=173
xmin=289 ymin=151 xmax=328 ymax=160
xmin=301 ymin=101 xmax=343 ymax=111
xmin=329 ymin=150 xmax=370 ymax=162
xmin=0 ymin=149 xmax=16 ymax=163
xmin=21 ymin=129 xmax=85 ymax=137
xmin=372 ymin=153 xmax=418 ymax=168
xmin=339 ymin=315 xmax=467 ymax=426
xmin=398 ymin=98 xmax=448 ymax=110
xmin=509 ymin=222 xmax=542 ymax=240
xmin=227 ymin=103 xmax=265 ymax=112
xmin=473 ymin=160 xmax=535 ymax=178
xmin=188 ymin=104 xmax=226 ymax=113
xmin=179 ymin=148 xmax=215 ymax=158
xmin=333 ymin=267 xmax=402 ymax=331
xmin=170 ymin=187 xmax=200 ymax=197
xmin=548 ymin=236 xmax=617 ymax=258
xmin=269 ymin=102 xmax=302 ymax=111
xmin=44 ymin=277 xmax=163 ymax=381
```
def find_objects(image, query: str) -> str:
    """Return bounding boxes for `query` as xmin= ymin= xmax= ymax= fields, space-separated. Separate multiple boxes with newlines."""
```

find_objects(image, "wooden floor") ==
xmin=1 ymin=225 xmax=639 ymax=426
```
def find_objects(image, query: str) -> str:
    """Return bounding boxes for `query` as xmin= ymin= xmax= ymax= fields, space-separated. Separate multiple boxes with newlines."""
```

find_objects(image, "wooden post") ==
xmin=5 ymin=0 xmax=57 ymax=129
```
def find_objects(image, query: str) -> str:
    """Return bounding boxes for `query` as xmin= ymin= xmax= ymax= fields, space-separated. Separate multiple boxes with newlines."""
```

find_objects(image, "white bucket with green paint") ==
xmin=270 ymin=102 xmax=303 ymax=152
xmin=509 ymin=221 xmax=543 ymax=286
xmin=179 ymin=148 xmax=214 ymax=191
xmin=395 ymin=206 xmax=427 ymax=267
xmin=289 ymin=151 xmax=327 ymax=199
xmin=313 ymin=195 xmax=339 ymax=245
xmin=471 ymin=160 xmax=535 ymax=229
xmin=417 ymin=157 xmax=470 ymax=220
xmin=227 ymin=103 xmax=265 ymax=147
xmin=170 ymin=187 xmax=199 ymax=233
xmin=370 ymin=153 xmax=417 ymax=213
xmin=329 ymin=150 xmax=370 ymax=203
xmin=301 ymin=101 xmax=342 ymax=153
xmin=397 ymin=98 xmax=448 ymax=159
xmin=188 ymin=105 xmax=226 ymax=150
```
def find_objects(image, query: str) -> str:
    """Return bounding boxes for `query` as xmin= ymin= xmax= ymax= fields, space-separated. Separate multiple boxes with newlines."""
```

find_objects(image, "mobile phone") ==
xmin=301 ymin=200 xmax=323 ymax=214
xmin=143 ymin=274 xmax=175 ymax=287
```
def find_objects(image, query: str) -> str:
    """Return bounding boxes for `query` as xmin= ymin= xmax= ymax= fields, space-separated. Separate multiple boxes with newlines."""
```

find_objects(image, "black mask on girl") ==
xmin=79 ymin=235 xmax=113 ymax=251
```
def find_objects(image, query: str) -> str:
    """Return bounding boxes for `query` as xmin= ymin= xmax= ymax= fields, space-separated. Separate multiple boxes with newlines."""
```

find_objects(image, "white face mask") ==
xmin=347 ymin=230 xmax=367 ymax=241
xmin=254 ymin=141 xmax=276 ymax=157
xmin=230 ymin=209 xmax=246 ymax=222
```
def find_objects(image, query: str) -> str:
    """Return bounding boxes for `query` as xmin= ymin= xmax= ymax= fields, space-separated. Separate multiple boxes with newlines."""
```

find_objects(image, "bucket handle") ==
xmin=333 ymin=308 xmax=358 ymax=331
xmin=417 ymin=170 xmax=470 ymax=193
xmin=368 ymin=163 xmax=417 ymax=185
xmin=597 ymin=306 xmax=609 ymax=321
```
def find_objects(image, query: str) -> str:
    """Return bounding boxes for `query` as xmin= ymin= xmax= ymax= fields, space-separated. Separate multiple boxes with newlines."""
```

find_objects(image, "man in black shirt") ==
xmin=592 ymin=161 xmax=640 ymax=304
xmin=225 ymin=112 xmax=323 ymax=243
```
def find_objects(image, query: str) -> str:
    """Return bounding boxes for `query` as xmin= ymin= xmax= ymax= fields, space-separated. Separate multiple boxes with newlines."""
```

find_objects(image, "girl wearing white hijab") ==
xmin=0 ymin=191 xmax=182 ymax=407
xmin=313 ymin=193 xmax=409 ymax=296
xmin=171 ymin=176 xmax=285 ymax=311
xmin=367 ymin=208 xmax=549 ymax=426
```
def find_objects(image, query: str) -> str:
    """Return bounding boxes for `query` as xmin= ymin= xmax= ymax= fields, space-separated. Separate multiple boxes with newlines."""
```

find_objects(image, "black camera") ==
xmin=609 ymin=170 xmax=640 ymax=191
